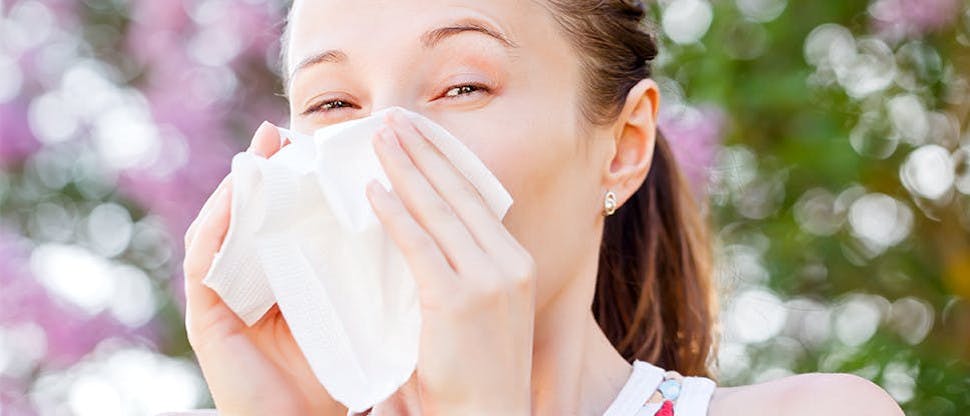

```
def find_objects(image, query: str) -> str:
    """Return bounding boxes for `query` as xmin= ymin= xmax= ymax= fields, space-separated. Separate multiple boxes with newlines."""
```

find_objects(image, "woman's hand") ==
xmin=365 ymin=109 xmax=537 ymax=416
xmin=182 ymin=122 xmax=346 ymax=416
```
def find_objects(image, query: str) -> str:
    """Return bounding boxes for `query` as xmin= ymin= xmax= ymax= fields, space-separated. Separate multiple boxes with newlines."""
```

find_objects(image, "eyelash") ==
xmin=301 ymin=83 xmax=491 ymax=116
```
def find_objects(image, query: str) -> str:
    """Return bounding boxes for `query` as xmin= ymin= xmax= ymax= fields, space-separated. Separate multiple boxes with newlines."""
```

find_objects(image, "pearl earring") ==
xmin=603 ymin=190 xmax=617 ymax=216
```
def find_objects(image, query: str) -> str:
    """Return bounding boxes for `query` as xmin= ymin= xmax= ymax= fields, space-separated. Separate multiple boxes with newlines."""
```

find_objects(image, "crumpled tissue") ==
xmin=201 ymin=106 xmax=514 ymax=412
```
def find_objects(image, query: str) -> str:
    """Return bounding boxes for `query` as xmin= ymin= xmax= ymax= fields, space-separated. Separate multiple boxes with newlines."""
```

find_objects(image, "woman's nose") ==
xmin=370 ymin=102 xmax=411 ymax=116
xmin=368 ymin=89 xmax=422 ymax=117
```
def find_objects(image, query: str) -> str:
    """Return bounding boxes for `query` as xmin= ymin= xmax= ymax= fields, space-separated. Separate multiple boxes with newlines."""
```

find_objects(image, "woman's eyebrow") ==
xmin=286 ymin=49 xmax=347 ymax=89
xmin=420 ymin=21 xmax=519 ymax=49
xmin=289 ymin=19 xmax=517 ymax=83
xmin=293 ymin=50 xmax=347 ymax=74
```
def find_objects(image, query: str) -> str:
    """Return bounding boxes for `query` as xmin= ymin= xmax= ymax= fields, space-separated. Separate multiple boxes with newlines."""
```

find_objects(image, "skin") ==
xmin=182 ymin=0 xmax=906 ymax=414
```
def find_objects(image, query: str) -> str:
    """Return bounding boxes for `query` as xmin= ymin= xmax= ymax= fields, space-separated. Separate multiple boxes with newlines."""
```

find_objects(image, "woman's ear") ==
xmin=602 ymin=78 xmax=660 ymax=208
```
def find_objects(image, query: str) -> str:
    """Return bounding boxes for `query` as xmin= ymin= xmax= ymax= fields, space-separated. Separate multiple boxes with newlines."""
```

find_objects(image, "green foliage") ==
xmin=652 ymin=0 xmax=970 ymax=413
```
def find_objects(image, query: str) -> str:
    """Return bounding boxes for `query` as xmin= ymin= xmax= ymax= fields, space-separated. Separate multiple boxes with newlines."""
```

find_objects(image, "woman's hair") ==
xmin=542 ymin=0 xmax=717 ymax=377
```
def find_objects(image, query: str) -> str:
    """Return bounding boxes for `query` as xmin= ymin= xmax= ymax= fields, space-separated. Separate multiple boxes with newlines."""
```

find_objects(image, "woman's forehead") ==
xmin=285 ymin=0 xmax=550 ymax=72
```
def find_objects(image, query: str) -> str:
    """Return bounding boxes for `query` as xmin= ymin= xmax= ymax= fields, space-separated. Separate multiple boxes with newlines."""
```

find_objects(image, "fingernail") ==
xmin=382 ymin=109 xmax=395 ymax=124
xmin=383 ymin=108 xmax=405 ymax=126
xmin=390 ymin=108 xmax=406 ymax=124
xmin=248 ymin=121 xmax=274 ymax=152
xmin=366 ymin=180 xmax=385 ymax=199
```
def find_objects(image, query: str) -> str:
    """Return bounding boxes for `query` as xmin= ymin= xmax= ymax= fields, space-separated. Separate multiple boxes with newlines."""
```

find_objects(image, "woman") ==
xmin=180 ymin=0 xmax=905 ymax=414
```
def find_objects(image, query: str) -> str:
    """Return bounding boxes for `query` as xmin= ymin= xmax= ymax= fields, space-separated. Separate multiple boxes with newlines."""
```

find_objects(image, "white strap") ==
xmin=602 ymin=361 xmax=665 ymax=416
xmin=603 ymin=361 xmax=716 ymax=416
xmin=673 ymin=376 xmax=716 ymax=416
xmin=634 ymin=403 xmax=663 ymax=416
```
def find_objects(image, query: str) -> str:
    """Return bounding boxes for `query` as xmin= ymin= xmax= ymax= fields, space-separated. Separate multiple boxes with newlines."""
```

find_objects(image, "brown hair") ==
xmin=543 ymin=0 xmax=717 ymax=377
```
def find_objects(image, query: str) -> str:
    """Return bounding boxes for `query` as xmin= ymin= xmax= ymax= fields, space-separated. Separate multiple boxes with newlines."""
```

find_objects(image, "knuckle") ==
xmin=472 ymin=269 xmax=509 ymax=297
xmin=510 ymin=273 xmax=535 ymax=294
xmin=377 ymin=194 xmax=412 ymax=225
xmin=382 ymin=197 xmax=408 ymax=219
xmin=184 ymin=316 xmax=211 ymax=353
xmin=183 ymin=222 xmax=198 ymax=247
xmin=414 ymin=198 xmax=460 ymax=232
xmin=401 ymin=232 xmax=436 ymax=255
xmin=460 ymin=260 xmax=495 ymax=280
xmin=425 ymin=197 xmax=455 ymax=220
xmin=185 ymin=330 xmax=200 ymax=351
xmin=455 ymin=182 xmax=485 ymax=206
xmin=444 ymin=288 xmax=476 ymax=310
xmin=508 ymin=254 xmax=538 ymax=289
xmin=421 ymin=281 xmax=472 ymax=312
xmin=480 ymin=280 xmax=508 ymax=299
xmin=185 ymin=325 xmax=202 ymax=350
xmin=182 ymin=256 xmax=200 ymax=278
xmin=454 ymin=284 xmax=502 ymax=311
xmin=512 ymin=253 xmax=538 ymax=279
xmin=410 ymin=133 xmax=435 ymax=153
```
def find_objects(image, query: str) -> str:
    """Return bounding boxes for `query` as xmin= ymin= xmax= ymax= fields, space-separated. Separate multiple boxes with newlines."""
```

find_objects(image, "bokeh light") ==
xmin=2 ymin=0 xmax=969 ymax=414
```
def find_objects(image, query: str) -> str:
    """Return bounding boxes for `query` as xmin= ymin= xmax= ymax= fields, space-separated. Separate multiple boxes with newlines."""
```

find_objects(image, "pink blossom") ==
xmin=658 ymin=104 xmax=726 ymax=198
xmin=0 ymin=230 xmax=132 ymax=367
xmin=119 ymin=0 xmax=286 ymax=240
xmin=0 ymin=100 xmax=40 ymax=167
xmin=870 ymin=0 xmax=961 ymax=40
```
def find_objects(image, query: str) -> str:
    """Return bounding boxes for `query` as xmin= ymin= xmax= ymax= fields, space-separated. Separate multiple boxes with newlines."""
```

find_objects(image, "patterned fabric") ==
xmin=644 ymin=370 xmax=685 ymax=415
xmin=656 ymin=401 xmax=675 ymax=416
xmin=161 ymin=361 xmax=715 ymax=416
xmin=603 ymin=360 xmax=716 ymax=416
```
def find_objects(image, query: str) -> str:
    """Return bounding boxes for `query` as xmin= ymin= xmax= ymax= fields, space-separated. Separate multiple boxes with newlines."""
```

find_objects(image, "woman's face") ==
xmin=286 ymin=0 xmax=616 ymax=311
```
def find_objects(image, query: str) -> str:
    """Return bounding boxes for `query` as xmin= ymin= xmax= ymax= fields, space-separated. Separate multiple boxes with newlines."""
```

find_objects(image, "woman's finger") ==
xmin=249 ymin=121 xmax=283 ymax=157
xmin=365 ymin=180 xmax=456 ymax=305
xmin=185 ymin=121 xmax=282 ymax=248
xmin=372 ymin=124 xmax=490 ymax=275
xmin=386 ymin=110 xmax=523 ymax=266
xmin=183 ymin=182 xmax=233 ymax=313
xmin=185 ymin=174 xmax=232 ymax=248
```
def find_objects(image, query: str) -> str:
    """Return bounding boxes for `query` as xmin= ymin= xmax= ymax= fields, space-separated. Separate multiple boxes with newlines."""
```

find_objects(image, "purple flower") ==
xmin=106 ymin=1 xmax=286 ymax=309
xmin=118 ymin=0 xmax=286 ymax=236
xmin=0 ymin=99 xmax=40 ymax=167
xmin=658 ymin=104 xmax=726 ymax=198
xmin=870 ymin=0 xmax=961 ymax=40
xmin=0 ymin=230 xmax=130 ymax=367
xmin=0 ymin=229 xmax=167 ymax=413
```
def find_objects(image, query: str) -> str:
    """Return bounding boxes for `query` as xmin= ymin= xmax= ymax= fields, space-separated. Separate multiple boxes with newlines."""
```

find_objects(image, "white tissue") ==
xmin=200 ymin=107 xmax=514 ymax=413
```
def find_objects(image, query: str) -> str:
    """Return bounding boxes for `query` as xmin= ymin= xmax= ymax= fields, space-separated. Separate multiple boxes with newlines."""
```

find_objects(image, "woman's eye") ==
xmin=442 ymin=84 xmax=488 ymax=99
xmin=302 ymin=99 xmax=356 ymax=116
xmin=322 ymin=100 xmax=353 ymax=110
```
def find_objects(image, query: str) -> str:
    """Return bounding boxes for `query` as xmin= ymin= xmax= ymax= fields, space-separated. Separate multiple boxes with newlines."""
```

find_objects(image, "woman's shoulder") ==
xmin=707 ymin=373 xmax=903 ymax=416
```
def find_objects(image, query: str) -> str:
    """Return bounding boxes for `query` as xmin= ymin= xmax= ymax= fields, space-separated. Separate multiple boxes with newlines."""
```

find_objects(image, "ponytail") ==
xmin=543 ymin=0 xmax=717 ymax=376
xmin=593 ymin=131 xmax=716 ymax=377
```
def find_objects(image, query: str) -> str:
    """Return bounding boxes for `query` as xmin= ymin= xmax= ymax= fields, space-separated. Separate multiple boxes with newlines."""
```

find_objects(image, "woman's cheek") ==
xmin=432 ymin=112 xmax=515 ymax=173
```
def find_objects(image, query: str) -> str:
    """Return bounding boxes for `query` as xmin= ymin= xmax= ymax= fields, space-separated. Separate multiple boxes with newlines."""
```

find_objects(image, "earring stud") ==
xmin=603 ymin=190 xmax=617 ymax=216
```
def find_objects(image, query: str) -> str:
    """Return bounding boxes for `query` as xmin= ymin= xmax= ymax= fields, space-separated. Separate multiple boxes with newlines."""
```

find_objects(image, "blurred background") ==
xmin=1 ymin=0 xmax=968 ymax=414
